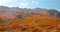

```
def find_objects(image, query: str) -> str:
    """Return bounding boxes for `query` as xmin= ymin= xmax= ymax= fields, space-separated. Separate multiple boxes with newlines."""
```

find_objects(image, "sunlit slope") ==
xmin=9 ymin=15 xmax=60 ymax=29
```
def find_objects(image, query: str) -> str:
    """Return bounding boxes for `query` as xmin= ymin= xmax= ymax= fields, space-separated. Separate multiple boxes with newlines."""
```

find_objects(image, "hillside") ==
xmin=0 ymin=6 xmax=60 ymax=32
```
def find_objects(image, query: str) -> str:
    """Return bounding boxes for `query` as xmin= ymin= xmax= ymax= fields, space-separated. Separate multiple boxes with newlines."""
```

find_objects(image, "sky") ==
xmin=0 ymin=0 xmax=60 ymax=11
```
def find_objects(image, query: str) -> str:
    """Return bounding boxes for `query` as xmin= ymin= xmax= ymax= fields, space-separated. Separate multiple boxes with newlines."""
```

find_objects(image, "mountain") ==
xmin=0 ymin=6 xmax=60 ymax=31
xmin=48 ymin=9 xmax=60 ymax=17
xmin=0 ymin=6 xmax=60 ymax=18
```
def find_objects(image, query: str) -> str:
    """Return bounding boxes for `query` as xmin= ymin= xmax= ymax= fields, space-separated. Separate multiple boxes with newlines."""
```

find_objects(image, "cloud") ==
xmin=0 ymin=0 xmax=12 ymax=6
xmin=31 ymin=1 xmax=39 ymax=4
xmin=32 ymin=1 xmax=35 ymax=3
xmin=0 ymin=0 xmax=10 ymax=3
xmin=20 ymin=2 xmax=29 ymax=7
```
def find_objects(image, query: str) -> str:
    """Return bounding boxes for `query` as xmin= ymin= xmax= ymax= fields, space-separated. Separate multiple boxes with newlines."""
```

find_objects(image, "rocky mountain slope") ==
xmin=0 ymin=6 xmax=60 ymax=18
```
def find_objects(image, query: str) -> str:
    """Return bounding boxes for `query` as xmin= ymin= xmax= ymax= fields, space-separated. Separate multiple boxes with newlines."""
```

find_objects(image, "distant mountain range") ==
xmin=0 ymin=6 xmax=60 ymax=18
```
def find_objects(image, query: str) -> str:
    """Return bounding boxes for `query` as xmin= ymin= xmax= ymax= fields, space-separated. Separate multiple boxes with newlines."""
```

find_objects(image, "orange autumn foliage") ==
xmin=1 ymin=15 xmax=60 ymax=32
xmin=9 ymin=18 xmax=21 ymax=29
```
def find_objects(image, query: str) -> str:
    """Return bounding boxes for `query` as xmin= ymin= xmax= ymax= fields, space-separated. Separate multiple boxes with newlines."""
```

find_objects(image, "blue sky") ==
xmin=0 ymin=0 xmax=60 ymax=11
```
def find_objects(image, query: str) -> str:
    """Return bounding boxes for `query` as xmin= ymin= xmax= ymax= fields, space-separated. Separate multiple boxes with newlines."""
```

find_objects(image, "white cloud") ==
xmin=20 ymin=2 xmax=29 ymax=7
xmin=31 ymin=1 xmax=39 ymax=4
xmin=0 ymin=0 xmax=9 ymax=3
xmin=0 ymin=0 xmax=12 ymax=6
xmin=32 ymin=1 xmax=35 ymax=3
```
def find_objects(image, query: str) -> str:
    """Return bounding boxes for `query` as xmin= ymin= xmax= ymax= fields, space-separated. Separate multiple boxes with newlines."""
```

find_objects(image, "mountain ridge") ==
xmin=0 ymin=6 xmax=60 ymax=18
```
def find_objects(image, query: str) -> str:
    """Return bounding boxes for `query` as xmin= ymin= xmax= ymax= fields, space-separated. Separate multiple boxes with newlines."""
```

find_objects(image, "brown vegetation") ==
xmin=0 ymin=6 xmax=60 ymax=32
